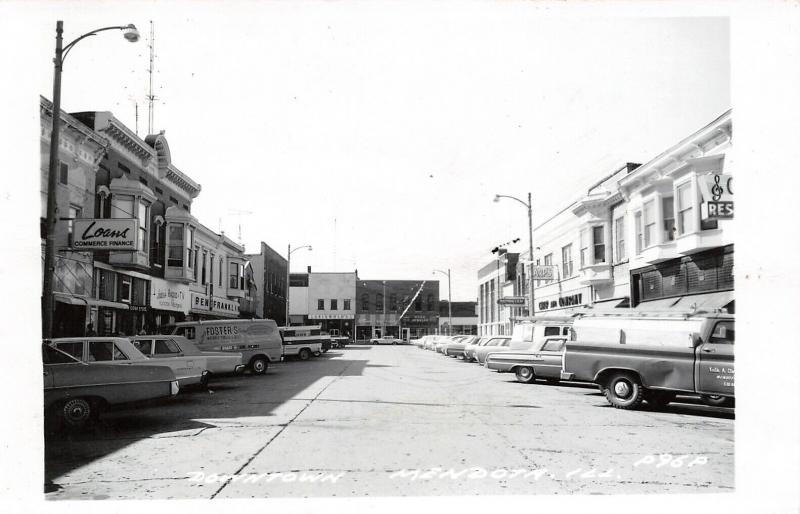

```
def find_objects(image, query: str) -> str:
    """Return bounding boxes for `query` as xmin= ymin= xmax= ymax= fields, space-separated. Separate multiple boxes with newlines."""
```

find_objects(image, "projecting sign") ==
xmin=699 ymin=173 xmax=733 ymax=220
xmin=530 ymin=266 xmax=555 ymax=280
xmin=71 ymin=218 xmax=138 ymax=250
xmin=498 ymin=296 xmax=527 ymax=306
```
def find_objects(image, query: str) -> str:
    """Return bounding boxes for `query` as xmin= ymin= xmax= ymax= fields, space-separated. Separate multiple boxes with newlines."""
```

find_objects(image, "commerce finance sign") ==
xmin=72 ymin=218 xmax=138 ymax=250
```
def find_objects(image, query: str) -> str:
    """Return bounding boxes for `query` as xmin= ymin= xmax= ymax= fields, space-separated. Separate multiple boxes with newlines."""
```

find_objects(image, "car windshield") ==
xmin=42 ymin=343 xmax=80 ymax=364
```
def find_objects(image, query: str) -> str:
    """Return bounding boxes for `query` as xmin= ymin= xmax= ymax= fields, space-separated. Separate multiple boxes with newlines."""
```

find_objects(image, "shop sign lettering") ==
xmin=72 ymin=219 xmax=138 ymax=250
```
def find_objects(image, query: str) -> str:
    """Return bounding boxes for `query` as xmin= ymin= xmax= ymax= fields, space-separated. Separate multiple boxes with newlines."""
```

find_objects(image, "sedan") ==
xmin=442 ymin=335 xmax=479 ymax=358
xmin=48 ymin=337 xmax=208 ymax=388
xmin=370 ymin=336 xmax=404 ymax=345
xmin=43 ymin=343 xmax=178 ymax=430
xmin=463 ymin=336 xmax=492 ymax=362
xmin=130 ymin=335 xmax=245 ymax=376
xmin=475 ymin=336 xmax=512 ymax=364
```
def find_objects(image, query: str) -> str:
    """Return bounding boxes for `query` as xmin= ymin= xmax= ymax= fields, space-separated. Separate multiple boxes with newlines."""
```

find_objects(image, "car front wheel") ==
xmin=515 ymin=366 xmax=536 ymax=384
xmin=61 ymin=398 xmax=97 ymax=429
xmin=298 ymin=348 xmax=311 ymax=361
xmin=604 ymin=372 xmax=644 ymax=409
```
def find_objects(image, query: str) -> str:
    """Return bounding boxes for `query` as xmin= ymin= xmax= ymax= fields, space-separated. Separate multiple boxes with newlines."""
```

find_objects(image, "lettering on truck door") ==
xmin=696 ymin=320 xmax=735 ymax=396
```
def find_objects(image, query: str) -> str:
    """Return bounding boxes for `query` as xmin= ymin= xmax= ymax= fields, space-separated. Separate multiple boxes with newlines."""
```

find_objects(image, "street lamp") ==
xmin=433 ymin=269 xmax=452 ymax=335
xmin=493 ymin=192 xmax=535 ymax=317
xmin=285 ymin=244 xmax=312 ymax=327
xmin=42 ymin=21 xmax=140 ymax=338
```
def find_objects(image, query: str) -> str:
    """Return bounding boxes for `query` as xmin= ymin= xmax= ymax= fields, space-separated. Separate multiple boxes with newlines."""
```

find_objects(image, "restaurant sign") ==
xmin=699 ymin=173 xmax=733 ymax=220
xmin=71 ymin=218 xmax=138 ymax=250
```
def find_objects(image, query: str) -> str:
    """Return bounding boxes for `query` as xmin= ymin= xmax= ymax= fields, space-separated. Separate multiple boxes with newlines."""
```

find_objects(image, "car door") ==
xmin=696 ymin=320 xmax=735 ymax=396
xmin=531 ymin=337 xmax=567 ymax=378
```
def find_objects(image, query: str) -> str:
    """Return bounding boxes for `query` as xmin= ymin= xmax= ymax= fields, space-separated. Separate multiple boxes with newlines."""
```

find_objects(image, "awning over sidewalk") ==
xmin=637 ymin=291 xmax=734 ymax=313
xmin=53 ymin=292 xmax=130 ymax=310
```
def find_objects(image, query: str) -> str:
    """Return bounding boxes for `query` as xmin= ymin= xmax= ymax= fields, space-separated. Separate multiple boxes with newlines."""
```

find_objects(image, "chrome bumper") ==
xmin=170 ymin=380 xmax=180 ymax=396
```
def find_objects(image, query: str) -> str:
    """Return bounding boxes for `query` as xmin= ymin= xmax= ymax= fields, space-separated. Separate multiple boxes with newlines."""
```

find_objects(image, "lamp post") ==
xmin=42 ymin=21 xmax=140 ymax=338
xmin=494 ymin=192 xmax=535 ymax=317
xmin=285 ymin=244 xmax=312 ymax=327
xmin=433 ymin=269 xmax=451 ymax=335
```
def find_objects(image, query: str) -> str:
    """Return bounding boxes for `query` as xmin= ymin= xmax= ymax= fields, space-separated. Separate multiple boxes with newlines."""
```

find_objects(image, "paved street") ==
xmin=45 ymin=345 xmax=734 ymax=500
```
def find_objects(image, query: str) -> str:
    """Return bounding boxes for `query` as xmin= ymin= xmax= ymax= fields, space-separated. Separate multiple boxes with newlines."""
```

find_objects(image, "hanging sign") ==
xmin=71 ymin=218 xmax=138 ymax=250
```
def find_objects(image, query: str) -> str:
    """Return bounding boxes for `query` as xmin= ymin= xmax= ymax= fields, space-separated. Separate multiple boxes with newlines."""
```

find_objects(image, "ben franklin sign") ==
xmin=71 ymin=218 xmax=138 ymax=250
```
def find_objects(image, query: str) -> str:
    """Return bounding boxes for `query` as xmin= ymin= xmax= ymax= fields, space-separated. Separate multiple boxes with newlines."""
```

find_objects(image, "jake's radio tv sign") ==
xmin=71 ymin=218 xmax=138 ymax=250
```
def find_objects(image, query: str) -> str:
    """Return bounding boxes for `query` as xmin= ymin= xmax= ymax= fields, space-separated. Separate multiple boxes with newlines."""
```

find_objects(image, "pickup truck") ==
xmin=561 ymin=311 xmax=734 ymax=409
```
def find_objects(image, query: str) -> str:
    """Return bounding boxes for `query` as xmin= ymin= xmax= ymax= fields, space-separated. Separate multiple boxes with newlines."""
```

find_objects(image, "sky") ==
xmin=24 ymin=3 xmax=729 ymax=301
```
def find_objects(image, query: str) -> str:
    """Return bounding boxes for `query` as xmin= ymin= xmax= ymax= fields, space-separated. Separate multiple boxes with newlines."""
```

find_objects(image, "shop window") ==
xmin=118 ymin=275 xmax=132 ymax=303
xmin=660 ymin=264 xmax=686 ymax=297
xmin=614 ymin=216 xmax=626 ymax=262
xmin=686 ymin=254 xmax=720 ymax=292
xmin=662 ymin=196 xmax=675 ymax=242
xmin=132 ymin=277 xmax=148 ymax=306
xmin=676 ymin=181 xmax=693 ymax=235
xmin=561 ymin=244 xmax=573 ymax=278
xmin=330 ymin=299 xmax=338 ymax=310
xmin=97 ymin=269 xmax=116 ymax=301
xmin=167 ymin=224 xmax=184 ymax=267
xmin=344 ymin=299 xmax=351 ymax=310
xmin=643 ymin=200 xmax=656 ymax=248
xmin=593 ymin=226 xmax=605 ymax=263
xmin=59 ymin=162 xmax=69 ymax=185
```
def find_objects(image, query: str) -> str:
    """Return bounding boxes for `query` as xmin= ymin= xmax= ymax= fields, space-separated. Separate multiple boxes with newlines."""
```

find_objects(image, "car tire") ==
xmin=515 ymin=366 xmax=536 ymax=384
xmin=298 ymin=348 xmax=311 ymax=361
xmin=645 ymin=390 xmax=676 ymax=408
xmin=604 ymin=372 xmax=644 ymax=410
xmin=250 ymin=357 xmax=269 ymax=375
xmin=701 ymin=394 xmax=734 ymax=408
xmin=60 ymin=397 xmax=96 ymax=429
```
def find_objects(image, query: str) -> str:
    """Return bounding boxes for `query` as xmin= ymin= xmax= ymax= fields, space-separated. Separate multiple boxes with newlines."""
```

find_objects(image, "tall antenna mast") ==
xmin=135 ymin=103 xmax=139 ymax=135
xmin=147 ymin=20 xmax=157 ymax=134
xmin=333 ymin=217 xmax=337 ymax=270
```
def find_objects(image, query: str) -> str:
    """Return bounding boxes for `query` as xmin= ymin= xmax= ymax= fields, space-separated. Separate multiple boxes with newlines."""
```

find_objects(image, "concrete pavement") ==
xmin=45 ymin=344 xmax=734 ymax=499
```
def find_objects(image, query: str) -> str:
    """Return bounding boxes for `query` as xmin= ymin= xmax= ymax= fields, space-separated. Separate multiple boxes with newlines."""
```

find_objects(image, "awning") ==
xmin=54 ymin=293 xmax=130 ymax=310
xmin=637 ymin=291 xmax=734 ymax=313
xmin=583 ymin=297 xmax=631 ymax=313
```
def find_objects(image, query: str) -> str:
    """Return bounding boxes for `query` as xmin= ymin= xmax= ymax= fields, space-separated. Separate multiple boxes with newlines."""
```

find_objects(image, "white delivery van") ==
xmin=171 ymin=319 xmax=282 ymax=374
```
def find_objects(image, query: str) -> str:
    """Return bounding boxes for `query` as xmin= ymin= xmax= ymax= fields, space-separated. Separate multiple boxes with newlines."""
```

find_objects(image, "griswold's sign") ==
xmin=72 ymin=218 xmax=138 ymax=250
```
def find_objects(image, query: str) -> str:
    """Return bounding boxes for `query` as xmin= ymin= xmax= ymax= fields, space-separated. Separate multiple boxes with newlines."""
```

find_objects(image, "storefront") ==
xmin=534 ymin=286 xmax=593 ymax=315
xmin=308 ymin=313 xmax=355 ymax=338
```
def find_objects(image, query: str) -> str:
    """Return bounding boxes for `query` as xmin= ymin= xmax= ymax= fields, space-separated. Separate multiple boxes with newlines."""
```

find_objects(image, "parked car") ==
xmin=435 ymin=336 xmax=465 ymax=353
xmin=43 ymin=343 xmax=179 ymax=430
xmin=171 ymin=319 xmax=283 ymax=374
xmin=129 ymin=335 xmax=245 ymax=376
xmin=370 ymin=336 xmax=404 ymax=345
xmin=279 ymin=325 xmax=325 ymax=360
xmin=475 ymin=336 xmax=512 ymax=364
xmin=484 ymin=317 xmax=576 ymax=381
xmin=485 ymin=336 xmax=569 ymax=383
xmin=562 ymin=311 xmax=735 ymax=409
xmin=442 ymin=335 xmax=479 ymax=358
xmin=423 ymin=336 xmax=443 ymax=350
xmin=463 ymin=337 xmax=492 ymax=362
xmin=325 ymin=328 xmax=350 ymax=348
xmin=48 ymin=337 xmax=208 ymax=388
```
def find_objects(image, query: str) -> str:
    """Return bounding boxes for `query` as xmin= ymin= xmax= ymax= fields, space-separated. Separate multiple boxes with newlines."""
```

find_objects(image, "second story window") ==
xmin=330 ymin=299 xmax=338 ymax=310
xmin=219 ymin=256 xmax=224 ymax=286
xmin=561 ymin=244 xmax=573 ymax=278
xmin=634 ymin=211 xmax=643 ymax=254
xmin=676 ymin=181 xmax=693 ymax=235
xmin=593 ymin=226 xmax=605 ymax=264
xmin=67 ymin=205 xmax=82 ymax=247
xmin=59 ymin=162 xmax=69 ymax=185
xmin=137 ymin=200 xmax=150 ymax=253
xmin=662 ymin=196 xmax=676 ymax=242
xmin=376 ymin=293 xmax=384 ymax=311
xmin=318 ymin=299 xmax=324 ymax=310
xmin=580 ymin=229 xmax=589 ymax=268
xmin=543 ymin=254 xmax=553 ymax=283
xmin=614 ymin=216 xmax=626 ymax=262
xmin=343 ymin=299 xmax=351 ymax=310
xmin=643 ymin=200 xmax=656 ymax=248
xmin=389 ymin=294 xmax=397 ymax=310
xmin=201 ymin=250 xmax=208 ymax=285
xmin=167 ymin=224 xmax=183 ymax=267
xmin=361 ymin=293 xmax=369 ymax=311
xmin=229 ymin=262 xmax=242 ymax=289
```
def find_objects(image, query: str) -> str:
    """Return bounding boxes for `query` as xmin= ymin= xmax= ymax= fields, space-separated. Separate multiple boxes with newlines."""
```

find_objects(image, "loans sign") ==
xmin=72 ymin=218 xmax=138 ymax=250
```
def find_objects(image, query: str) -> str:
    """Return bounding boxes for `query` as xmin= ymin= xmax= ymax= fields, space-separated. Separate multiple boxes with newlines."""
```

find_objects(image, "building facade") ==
xmin=438 ymin=301 xmax=478 ymax=335
xmin=355 ymin=279 xmax=440 ymax=340
xmin=478 ymin=110 xmax=734 ymax=331
xmin=288 ymin=270 xmax=356 ymax=335
xmin=245 ymin=242 xmax=288 ymax=325
xmin=477 ymin=252 xmax=518 ymax=336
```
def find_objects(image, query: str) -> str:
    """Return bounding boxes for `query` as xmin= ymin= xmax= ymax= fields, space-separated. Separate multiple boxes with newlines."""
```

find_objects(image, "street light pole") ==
xmin=494 ymin=192 xmax=535 ymax=318
xmin=285 ymin=244 xmax=312 ymax=327
xmin=42 ymin=21 xmax=139 ymax=339
xmin=433 ymin=269 xmax=452 ymax=335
